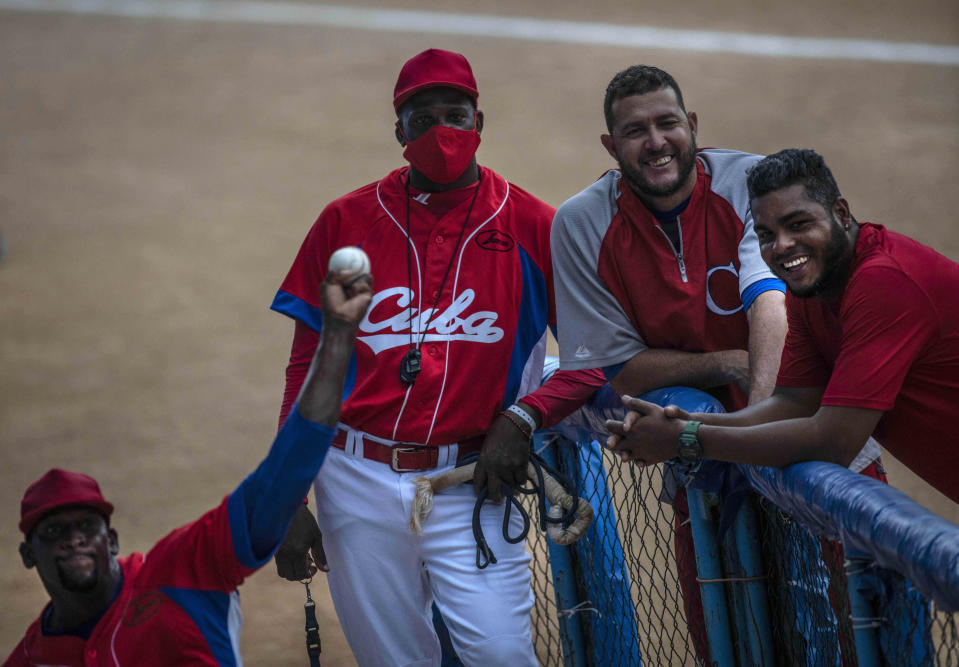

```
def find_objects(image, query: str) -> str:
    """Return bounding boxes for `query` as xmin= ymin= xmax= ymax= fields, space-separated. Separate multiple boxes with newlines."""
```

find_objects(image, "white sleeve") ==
xmin=551 ymin=173 xmax=647 ymax=371
xmin=697 ymin=148 xmax=778 ymax=293
xmin=738 ymin=213 xmax=779 ymax=293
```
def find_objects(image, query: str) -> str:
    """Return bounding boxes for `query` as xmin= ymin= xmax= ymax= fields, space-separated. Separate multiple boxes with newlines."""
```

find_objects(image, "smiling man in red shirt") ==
xmin=607 ymin=148 xmax=959 ymax=504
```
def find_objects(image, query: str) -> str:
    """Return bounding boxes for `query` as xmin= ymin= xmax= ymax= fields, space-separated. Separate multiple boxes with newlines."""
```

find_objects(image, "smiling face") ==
xmin=751 ymin=183 xmax=856 ymax=299
xmin=20 ymin=507 xmax=119 ymax=597
xmin=601 ymin=87 xmax=698 ymax=211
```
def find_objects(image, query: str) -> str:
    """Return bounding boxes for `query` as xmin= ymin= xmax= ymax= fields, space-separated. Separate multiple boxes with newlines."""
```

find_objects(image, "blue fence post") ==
xmin=536 ymin=434 xmax=588 ymax=667
xmin=554 ymin=436 xmax=643 ymax=666
xmin=730 ymin=498 xmax=776 ymax=665
xmin=878 ymin=573 xmax=934 ymax=666
xmin=719 ymin=515 xmax=752 ymax=666
xmin=687 ymin=487 xmax=737 ymax=666
xmin=845 ymin=559 xmax=883 ymax=667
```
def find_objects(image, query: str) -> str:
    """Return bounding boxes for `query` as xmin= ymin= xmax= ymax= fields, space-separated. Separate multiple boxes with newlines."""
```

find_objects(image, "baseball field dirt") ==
xmin=2 ymin=1 xmax=957 ymax=664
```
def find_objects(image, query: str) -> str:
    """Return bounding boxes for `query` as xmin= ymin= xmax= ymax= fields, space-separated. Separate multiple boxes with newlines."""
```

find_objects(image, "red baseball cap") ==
xmin=393 ymin=48 xmax=479 ymax=112
xmin=20 ymin=468 xmax=114 ymax=536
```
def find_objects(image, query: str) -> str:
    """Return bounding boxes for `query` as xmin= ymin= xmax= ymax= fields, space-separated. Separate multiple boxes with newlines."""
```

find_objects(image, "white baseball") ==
xmin=328 ymin=246 xmax=371 ymax=277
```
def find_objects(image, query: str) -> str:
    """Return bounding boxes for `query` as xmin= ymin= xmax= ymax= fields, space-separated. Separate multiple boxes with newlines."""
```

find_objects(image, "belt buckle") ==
xmin=391 ymin=445 xmax=428 ymax=473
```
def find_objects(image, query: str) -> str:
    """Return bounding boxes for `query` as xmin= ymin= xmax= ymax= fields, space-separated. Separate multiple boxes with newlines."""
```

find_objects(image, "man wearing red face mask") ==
xmin=268 ymin=49 xmax=606 ymax=665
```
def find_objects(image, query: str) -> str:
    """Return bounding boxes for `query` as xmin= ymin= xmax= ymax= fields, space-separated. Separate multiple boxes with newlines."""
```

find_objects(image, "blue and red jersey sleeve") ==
xmin=505 ymin=183 xmax=608 ymax=425
xmin=142 ymin=406 xmax=335 ymax=591
xmin=271 ymin=209 xmax=335 ymax=335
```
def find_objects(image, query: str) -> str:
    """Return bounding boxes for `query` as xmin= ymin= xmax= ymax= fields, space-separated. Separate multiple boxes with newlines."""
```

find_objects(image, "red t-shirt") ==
xmin=5 ymin=498 xmax=260 ymax=666
xmin=777 ymin=223 xmax=959 ymax=502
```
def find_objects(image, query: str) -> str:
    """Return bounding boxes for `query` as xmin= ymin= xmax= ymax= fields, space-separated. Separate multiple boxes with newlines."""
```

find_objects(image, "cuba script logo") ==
xmin=358 ymin=287 xmax=504 ymax=354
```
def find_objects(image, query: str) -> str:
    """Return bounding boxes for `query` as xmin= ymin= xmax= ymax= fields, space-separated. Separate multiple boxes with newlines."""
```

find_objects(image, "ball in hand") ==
xmin=328 ymin=246 xmax=371 ymax=278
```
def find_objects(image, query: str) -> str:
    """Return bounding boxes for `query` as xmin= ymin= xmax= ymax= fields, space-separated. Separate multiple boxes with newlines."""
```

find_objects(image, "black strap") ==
xmin=403 ymin=174 xmax=482 ymax=374
xmin=472 ymin=486 xmax=497 ymax=569
xmin=303 ymin=580 xmax=322 ymax=666
xmin=464 ymin=446 xmax=581 ymax=569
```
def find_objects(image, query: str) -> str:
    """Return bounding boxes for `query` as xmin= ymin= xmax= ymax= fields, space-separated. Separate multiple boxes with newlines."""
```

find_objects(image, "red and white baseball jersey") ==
xmin=551 ymin=149 xmax=781 ymax=410
xmin=5 ymin=408 xmax=335 ymax=667
xmin=272 ymin=165 xmax=591 ymax=445
xmin=777 ymin=223 xmax=959 ymax=502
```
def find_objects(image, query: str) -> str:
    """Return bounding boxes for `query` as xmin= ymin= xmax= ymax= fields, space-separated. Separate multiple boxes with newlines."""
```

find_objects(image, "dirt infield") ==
xmin=1 ymin=1 xmax=957 ymax=664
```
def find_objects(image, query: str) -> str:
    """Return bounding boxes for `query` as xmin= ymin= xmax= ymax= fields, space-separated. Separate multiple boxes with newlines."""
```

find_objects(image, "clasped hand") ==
xmin=604 ymin=396 xmax=692 ymax=466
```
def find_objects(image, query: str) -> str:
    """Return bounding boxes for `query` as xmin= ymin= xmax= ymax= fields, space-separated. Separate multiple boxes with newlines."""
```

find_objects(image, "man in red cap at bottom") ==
xmin=5 ymin=271 xmax=372 ymax=666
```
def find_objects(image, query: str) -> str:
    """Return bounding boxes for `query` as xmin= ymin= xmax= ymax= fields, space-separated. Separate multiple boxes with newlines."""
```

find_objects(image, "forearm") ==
xmin=520 ymin=368 xmax=607 ymax=428
xmin=689 ymin=390 xmax=814 ymax=427
xmin=746 ymin=290 xmax=787 ymax=404
xmin=610 ymin=348 xmax=745 ymax=397
xmin=234 ymin=406 xmax=336 ymax=560
xmin=279 ymin=320 xmax=319 ymax=429
xmin=694 ymin=402 xmax=880 ymax=470
xmin=242 ymin=304 xmax=362 ymax=557
xmin=296 ymin=322 xmax=356 ymax=426
xmin=699 ymin=417 xmax=854 ymax=468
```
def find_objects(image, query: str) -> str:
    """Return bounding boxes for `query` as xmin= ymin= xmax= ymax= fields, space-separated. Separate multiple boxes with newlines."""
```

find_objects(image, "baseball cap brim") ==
xmin=20 ymin=500 xmax=114 ymax=537
xmin=394 ymin=82 xmax=479 ymax=112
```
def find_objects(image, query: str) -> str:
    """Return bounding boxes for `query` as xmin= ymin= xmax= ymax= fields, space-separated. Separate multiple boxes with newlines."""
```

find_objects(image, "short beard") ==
xmin=57 ymin=561 xmax=99 ymax=592
xmin=619 ymin=133 xmax=698 ymax=204
xmin=788 ymin=215 xmax=853 ymax=299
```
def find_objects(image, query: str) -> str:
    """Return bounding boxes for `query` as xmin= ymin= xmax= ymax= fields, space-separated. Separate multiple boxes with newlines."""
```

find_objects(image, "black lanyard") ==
xmin=303 ymin=578 xmax=321 ymax=666
xmin=400 ymin=173 xmax=482 ymax=385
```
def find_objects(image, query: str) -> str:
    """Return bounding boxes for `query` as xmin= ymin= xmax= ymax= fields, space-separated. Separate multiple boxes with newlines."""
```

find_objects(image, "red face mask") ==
xmin=402 ymin=124 xmax=481 ymax=184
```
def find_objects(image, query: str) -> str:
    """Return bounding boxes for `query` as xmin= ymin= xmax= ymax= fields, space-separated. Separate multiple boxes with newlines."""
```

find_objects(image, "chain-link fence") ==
xmin=523 ymin=433 xmax=959 ymax=666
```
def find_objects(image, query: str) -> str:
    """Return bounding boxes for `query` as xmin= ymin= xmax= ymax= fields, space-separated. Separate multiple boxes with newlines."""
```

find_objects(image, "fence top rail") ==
xmin=744 ymin=462 xmax=959 ymax=611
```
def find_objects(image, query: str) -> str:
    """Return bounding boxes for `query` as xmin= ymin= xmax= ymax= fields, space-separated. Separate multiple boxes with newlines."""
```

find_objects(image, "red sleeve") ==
xmin=823 ymin=266 xmax=938 ymax=410
xmin=543 ymin=210 xmax=558 ymax=329
xmin=3 ymin=639 xmax=29 ymax=667
xmin=510 ymin=184 xmax=558 ymax=328
xmin=277 ymin=213 xmax=334 ymax=317
xmin=776 ymin=295 xmax=831 ymax=388
xmin=278 ymin=320 xmax=320 ymax=430
xmin=515 ymin=195 xmax=602 ymax=426
xmin=521 ymin=367 xmax=607 ymax=428
xmin=141 ymin=497 xmax=254 ymax=592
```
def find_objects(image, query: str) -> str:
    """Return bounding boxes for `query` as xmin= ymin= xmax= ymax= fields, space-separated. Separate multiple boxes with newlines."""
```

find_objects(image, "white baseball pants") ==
xmin=313 ymin=444 xmax=537 ymax=667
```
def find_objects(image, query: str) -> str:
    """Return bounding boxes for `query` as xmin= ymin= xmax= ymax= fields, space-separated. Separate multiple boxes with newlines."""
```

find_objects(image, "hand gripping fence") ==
xmin=409 ymin=454 xmax=594 ymax=567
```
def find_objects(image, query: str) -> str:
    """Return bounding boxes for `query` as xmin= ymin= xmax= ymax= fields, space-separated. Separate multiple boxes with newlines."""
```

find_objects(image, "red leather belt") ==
xmin=331 ymin=430 xmax=485 ymax=472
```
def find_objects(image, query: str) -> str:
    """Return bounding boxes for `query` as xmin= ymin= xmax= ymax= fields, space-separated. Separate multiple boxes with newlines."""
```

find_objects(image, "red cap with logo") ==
xmin=20 ymin=468 xmax=114 ymax=536
xmin=393 ymin=48 xmax=479 ymax=111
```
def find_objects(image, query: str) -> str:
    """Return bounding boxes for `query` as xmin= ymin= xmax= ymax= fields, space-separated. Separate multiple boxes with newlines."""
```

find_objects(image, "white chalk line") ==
xmin=2 ymin=0 xmax=958 ymax=66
